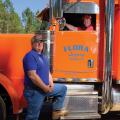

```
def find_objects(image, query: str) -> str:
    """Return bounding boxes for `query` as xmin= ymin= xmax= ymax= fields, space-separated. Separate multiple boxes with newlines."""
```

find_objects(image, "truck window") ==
xmin=63 ymin=13 xmax=96 ymax=31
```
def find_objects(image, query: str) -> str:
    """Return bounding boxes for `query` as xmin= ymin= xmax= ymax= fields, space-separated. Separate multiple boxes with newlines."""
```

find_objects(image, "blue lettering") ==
xmin=64 ymin=46 xmax=67 ymax=52
xmin=64 ymin=45 xmax=89 ymax=52
xmin=84 ymin=47 xmax=88 ymax=52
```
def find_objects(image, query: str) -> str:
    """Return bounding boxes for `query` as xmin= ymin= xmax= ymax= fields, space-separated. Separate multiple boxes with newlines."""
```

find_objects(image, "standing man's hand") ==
xmin=44 ymin=85 xmax=54 ymax=93
xmin=49 ymin=72 xmax=54 ymax=92
xmin=49 ymin=84 xmax=54 ymax=92
xmin=44 ymin=85 xmax=50 ymax=93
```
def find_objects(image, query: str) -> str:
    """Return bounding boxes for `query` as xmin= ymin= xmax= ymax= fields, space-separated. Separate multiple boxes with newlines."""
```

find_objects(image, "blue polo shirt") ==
xmin=23 ymin=50 xmax=49 ymax=88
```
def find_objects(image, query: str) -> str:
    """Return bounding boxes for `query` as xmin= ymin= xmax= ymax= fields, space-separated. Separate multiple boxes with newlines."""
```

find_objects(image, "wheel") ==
xmin=0 ymin=96 xmax=6 ymax=120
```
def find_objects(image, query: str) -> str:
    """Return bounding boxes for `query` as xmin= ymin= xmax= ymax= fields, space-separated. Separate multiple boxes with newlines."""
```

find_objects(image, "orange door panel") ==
xmin=52 ymin=31 xmax=99 ymax=80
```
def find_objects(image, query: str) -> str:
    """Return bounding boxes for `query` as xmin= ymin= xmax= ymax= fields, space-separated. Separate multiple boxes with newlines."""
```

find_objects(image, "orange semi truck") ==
xmin=0 ymin=0 xmax=120 ymax=119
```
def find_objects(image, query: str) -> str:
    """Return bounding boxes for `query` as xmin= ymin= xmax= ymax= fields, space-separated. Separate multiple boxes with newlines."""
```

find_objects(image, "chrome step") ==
xmin=64 ymin=91 xmax=98 ymax=113
xmin=110 ymin=88 xmax=120 ymax=111
xmin=62 ymin=84 xmax=100 ymax=119
xmin=66 ymin=84 xmax=94 ymax=92
xmin=61 ymin=112 xmax=101 ymax=119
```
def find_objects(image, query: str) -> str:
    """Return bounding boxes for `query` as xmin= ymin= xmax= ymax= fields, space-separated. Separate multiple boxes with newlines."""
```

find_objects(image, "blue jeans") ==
xmin=24 ymin=83 xmax=67 ymax=120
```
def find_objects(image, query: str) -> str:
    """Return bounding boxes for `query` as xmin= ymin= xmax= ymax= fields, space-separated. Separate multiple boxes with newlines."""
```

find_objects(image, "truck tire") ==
xmin=0 ymin=96 xmax=6 ymax=120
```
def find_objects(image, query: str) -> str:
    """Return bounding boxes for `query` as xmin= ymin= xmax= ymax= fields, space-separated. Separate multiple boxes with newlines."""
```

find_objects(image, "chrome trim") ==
xmin=50 ymin=0 xmax=63 ymax=18
xmin=66 ymin=84 xmax=94 ymax=91
xmin=116 ymin=80 xmax=120 ymax=84
xmin=36 ymin=30 xmax=51 ymax=41
xmin=54 ymin=78 xmax=99 ymax=82
xmin=37 ymin=30 xmax=54 ymax=71
xmin=64 ymin=2 xmax=99 ymax=14
xmin=102 ymin=0 xmax=114 ymax=114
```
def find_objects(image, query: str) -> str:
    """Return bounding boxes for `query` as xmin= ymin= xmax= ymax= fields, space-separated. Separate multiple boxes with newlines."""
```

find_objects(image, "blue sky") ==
xmin=10 ymin=0 xmax=49 ymax=18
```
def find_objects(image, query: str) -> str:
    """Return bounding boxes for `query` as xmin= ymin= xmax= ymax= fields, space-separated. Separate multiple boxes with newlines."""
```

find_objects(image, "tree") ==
xmin=22 ymin=8 xmax=35 ymax=33
xmin=4 ymin=0 xmax=14 ymax=13
xmin=1 ymin=0 xmax=23 ymax=33
xmin=0 ymin=0 xmax=42 ymax=33
xmin=9 ymin=12 xmax=24 ymax=33
xmin=3 ymin=0 xmax=14 ymax=32
xmin=0 ymin=0 xmax=7 ymax=33
xmin=33 ymin=11 xmax=43 ymax=31
xmin=39 ymin=20 xmax=48 ymax=30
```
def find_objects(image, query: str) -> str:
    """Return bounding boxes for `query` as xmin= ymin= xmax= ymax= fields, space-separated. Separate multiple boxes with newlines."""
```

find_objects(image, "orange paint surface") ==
xmin=0 ymin=34 xmax=33 ymax=112
xmin=52 ymin=31 xmax=99 ymax=79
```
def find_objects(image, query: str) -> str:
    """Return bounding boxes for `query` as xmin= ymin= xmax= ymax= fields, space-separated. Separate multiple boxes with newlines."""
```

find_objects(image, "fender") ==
xmin=0 ymin=73 xmax=21 ymax=113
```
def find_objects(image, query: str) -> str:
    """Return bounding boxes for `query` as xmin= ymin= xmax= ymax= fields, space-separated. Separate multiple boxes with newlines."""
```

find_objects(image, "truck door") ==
xmin=52 ymin=2 xmax=100 ymax=82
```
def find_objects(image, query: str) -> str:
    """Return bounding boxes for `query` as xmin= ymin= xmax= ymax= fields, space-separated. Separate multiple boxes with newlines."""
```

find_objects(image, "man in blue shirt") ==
xmin=23 ymin=34 xmax=67 ymax=120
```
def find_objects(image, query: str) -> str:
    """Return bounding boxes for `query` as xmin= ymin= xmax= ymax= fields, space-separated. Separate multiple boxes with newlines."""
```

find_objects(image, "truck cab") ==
xmin=47 ymin=0 xmax=120 ymax=119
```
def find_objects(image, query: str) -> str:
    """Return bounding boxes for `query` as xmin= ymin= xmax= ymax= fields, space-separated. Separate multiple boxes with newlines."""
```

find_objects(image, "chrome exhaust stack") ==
xmin=35 ymin=30 xmax=54 ymax=72
xmin=49 ymin=0 xmax=63 ymax=20
xmin=102 ymin=0 xmax=114 ymax=114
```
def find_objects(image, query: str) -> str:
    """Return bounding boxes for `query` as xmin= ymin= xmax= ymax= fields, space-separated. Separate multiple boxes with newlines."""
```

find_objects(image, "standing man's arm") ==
xmin=27 ymin=70 xmax=50 ymax=93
